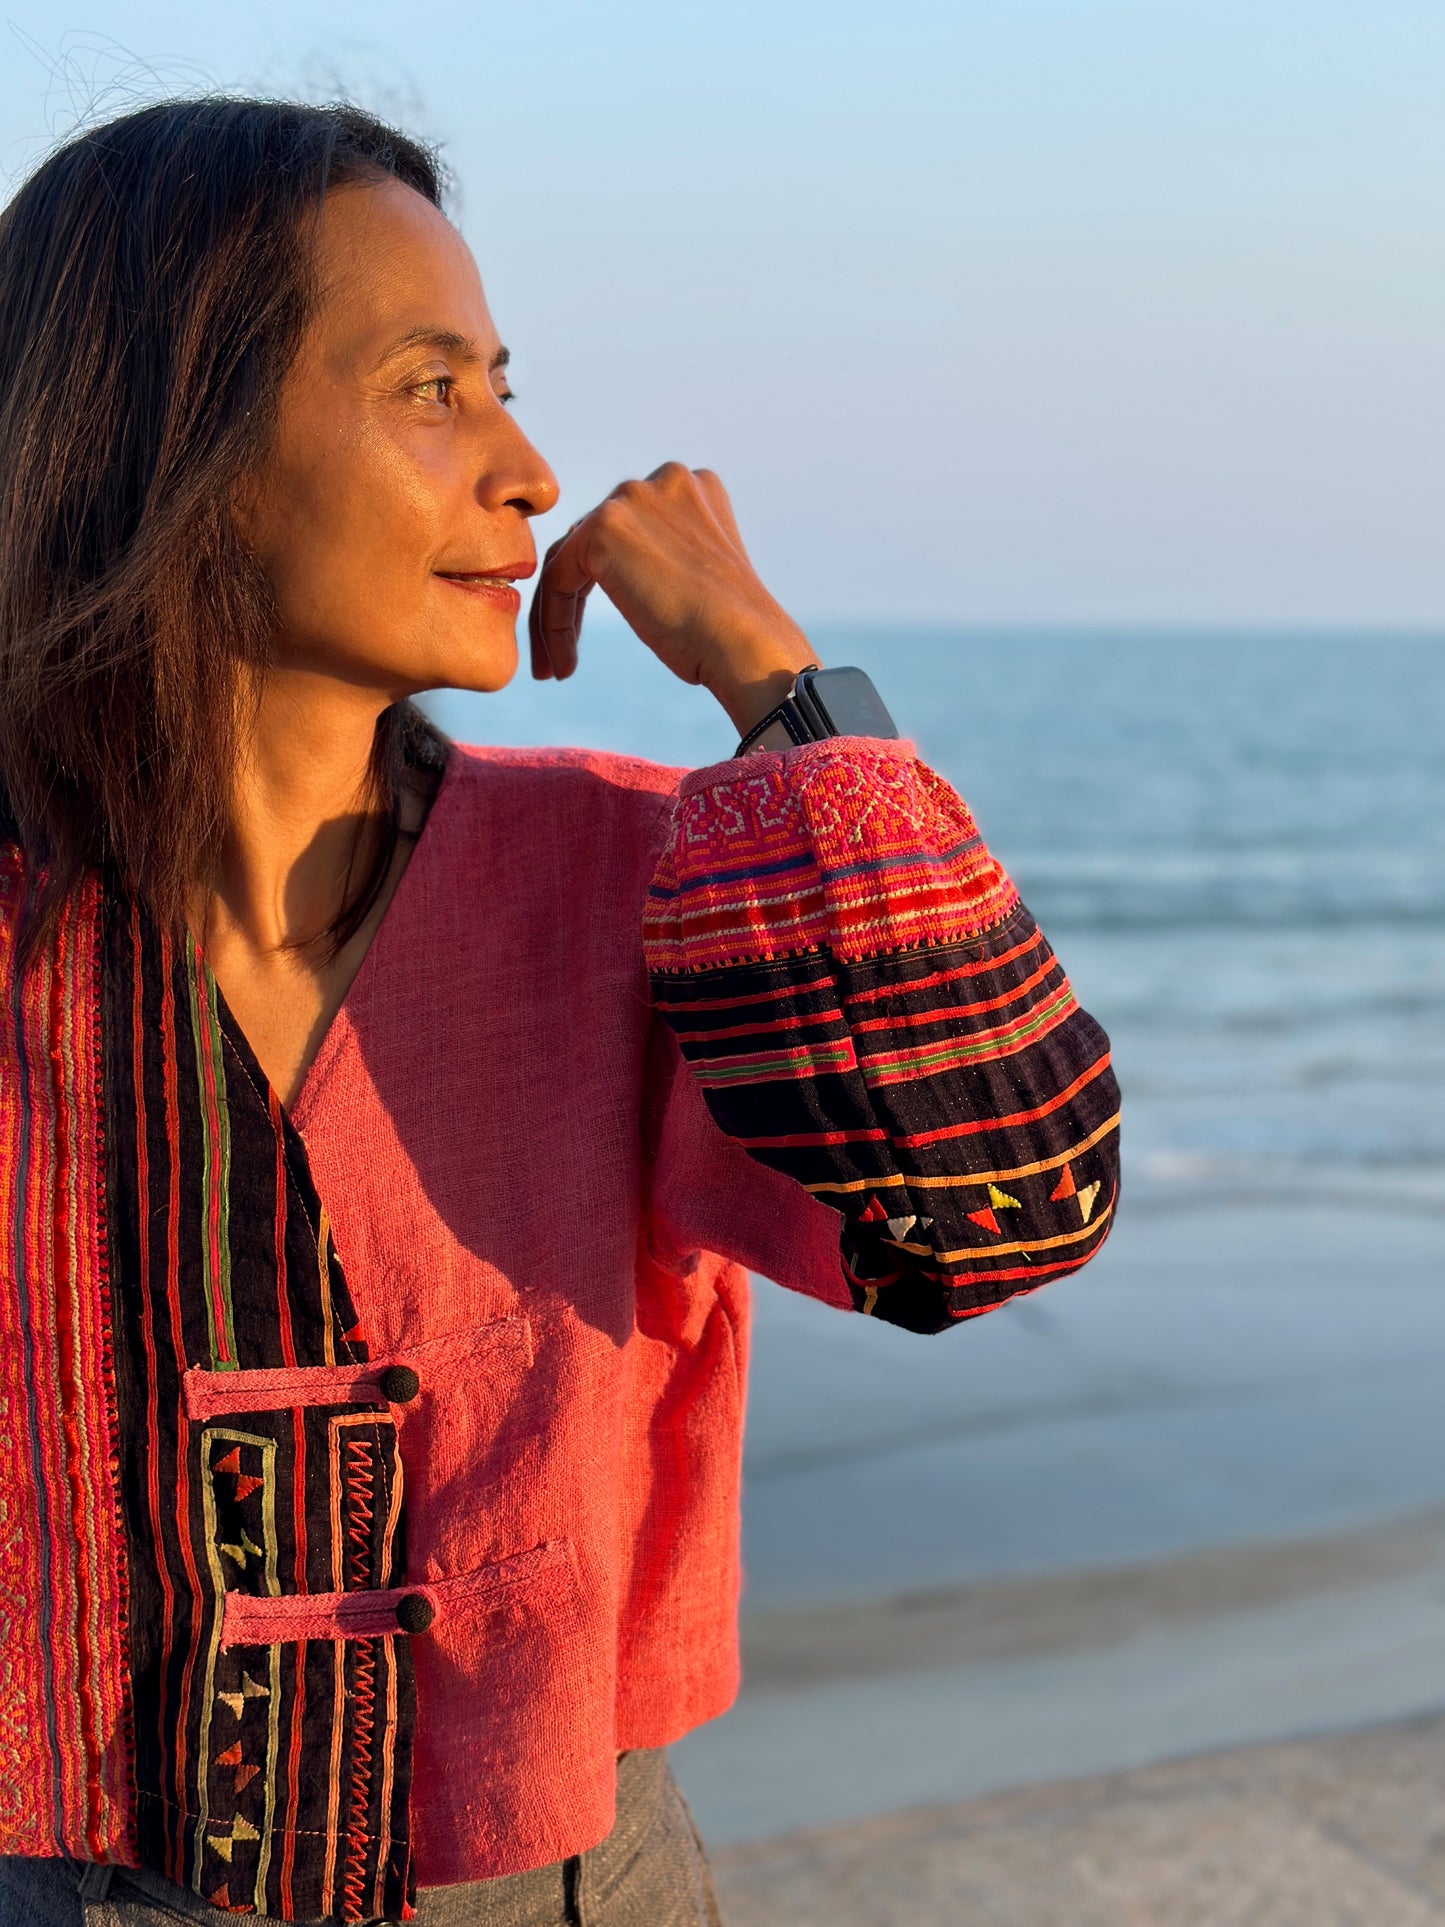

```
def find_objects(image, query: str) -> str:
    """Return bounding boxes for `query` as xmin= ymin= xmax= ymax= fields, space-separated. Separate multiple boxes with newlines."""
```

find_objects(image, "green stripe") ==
xmin=188 ymin=956 xmax=238 ymax=1369
xmin=691 ymin=983 xmax=1077 ymax=1090
xmin=864 ymin=990 xmax=1077 ymax=1078
xmin=699 ymin=1042 xmax=857 ymax=1086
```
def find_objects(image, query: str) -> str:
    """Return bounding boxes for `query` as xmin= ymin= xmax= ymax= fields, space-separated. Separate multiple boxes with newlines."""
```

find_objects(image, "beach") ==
xmin=710 ymin=1710 xmax=1445 ymax=1924
xmin=671 ymin=1197 xmax=1445 ymax=1855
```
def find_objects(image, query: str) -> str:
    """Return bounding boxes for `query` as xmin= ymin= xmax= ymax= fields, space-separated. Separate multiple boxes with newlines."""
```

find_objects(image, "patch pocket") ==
xmin=408 ymin=1539 xmax=595 ymax=1853
xmin=425 ymin=1539 xmax=589 ymax=1711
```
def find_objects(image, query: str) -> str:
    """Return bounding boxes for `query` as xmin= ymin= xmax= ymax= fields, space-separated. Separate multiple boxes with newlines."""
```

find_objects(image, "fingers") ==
xmin=528 ymin=533 xmax=567 ymax=680
xmin=528 ymin=463 xmax=747 ymax=685
xmin=529 ymin=517 xmax=596 ymax=680
xmin=643 ymin=461 xmax=740 ymax=534
xmin=645 ymin=461 xmax=747 ymax=557
xmin=691 ymin=467 xmax=745 ymax=550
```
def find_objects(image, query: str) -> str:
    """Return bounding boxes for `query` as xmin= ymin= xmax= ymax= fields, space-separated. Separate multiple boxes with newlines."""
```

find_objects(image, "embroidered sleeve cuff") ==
xmin=642 ymin=737 xmax=1019 ymax=975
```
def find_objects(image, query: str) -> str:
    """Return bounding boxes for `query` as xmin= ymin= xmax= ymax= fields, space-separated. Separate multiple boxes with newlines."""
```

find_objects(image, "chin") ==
xmin=420 ymin=628 xmax=520 ymax=697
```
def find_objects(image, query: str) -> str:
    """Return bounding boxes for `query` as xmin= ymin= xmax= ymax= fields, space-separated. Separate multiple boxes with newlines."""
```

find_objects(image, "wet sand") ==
xmin=678 ymin=1507 xmax=1445 ymax=1846
xmin=738 ymin=1504 xmax=1445 ymax=1690
xmin=711 ymin=1709 xmax=1445 ymax=1924
xmin=736 ymin=1199 xmax=1445 ymax=1610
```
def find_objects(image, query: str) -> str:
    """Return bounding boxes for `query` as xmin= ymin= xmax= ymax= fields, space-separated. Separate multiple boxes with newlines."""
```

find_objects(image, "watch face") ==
xmin=805 ymin=667 xmax=900 ymax=741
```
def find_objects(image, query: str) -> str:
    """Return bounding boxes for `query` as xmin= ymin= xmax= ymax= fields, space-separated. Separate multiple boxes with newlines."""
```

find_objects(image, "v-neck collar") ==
xmin=201 ymin=745 xmax=464 ymax=1137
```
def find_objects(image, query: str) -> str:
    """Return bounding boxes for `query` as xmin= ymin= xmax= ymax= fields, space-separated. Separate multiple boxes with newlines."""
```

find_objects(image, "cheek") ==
xmin=261 ymin=430 xmax=446 ymax=629
xmin=344 ymin=432 xmax=451 ymax=553
xmin=305 ymin=432 xmax=437 ymax=558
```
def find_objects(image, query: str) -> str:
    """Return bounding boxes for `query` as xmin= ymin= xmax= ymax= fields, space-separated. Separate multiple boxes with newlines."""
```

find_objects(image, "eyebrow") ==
xmin=379 ymin=328 xmax=511 ymax=373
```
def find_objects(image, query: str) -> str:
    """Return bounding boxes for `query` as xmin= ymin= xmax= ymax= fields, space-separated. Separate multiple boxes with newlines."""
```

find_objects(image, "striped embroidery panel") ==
xmin=644 ymin=750 xmax=1121 ymax=1334
xmin=103 ymin=901 xmax=414 ymax=1921
xmin=0 ymin=858 xmax=135 ymax=1861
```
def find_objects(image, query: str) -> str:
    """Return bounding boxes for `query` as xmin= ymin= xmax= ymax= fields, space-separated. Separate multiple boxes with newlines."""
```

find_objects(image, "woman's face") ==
xmin=239 ymin=177 xmax=558 ymax=699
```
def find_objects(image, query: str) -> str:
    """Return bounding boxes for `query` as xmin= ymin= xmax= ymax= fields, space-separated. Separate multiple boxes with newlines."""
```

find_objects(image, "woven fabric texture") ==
xmin=0 ymin=859 xmax=134 ymax=1865
xmin=0 ymin=737 xmax=1118 ymax=1919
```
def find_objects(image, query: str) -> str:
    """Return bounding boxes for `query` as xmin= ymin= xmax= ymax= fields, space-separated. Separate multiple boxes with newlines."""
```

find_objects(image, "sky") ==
xmin=2 ymin=0 xmax=1442 ymax=628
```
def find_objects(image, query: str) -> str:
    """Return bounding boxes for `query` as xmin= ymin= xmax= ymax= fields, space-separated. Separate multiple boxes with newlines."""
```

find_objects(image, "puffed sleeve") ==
xmin=641 ymin=737 xmax=1120 ymax=1333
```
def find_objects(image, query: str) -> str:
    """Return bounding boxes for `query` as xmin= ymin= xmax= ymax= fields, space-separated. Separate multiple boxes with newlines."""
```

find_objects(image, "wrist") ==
xmin=733 ymin=663 xmax=903 ymax=757
xmin=705 ymin=631 xmax=821 ymax=739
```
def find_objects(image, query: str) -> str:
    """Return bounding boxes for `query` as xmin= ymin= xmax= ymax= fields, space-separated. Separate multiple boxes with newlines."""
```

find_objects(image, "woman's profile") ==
xmin=0 ymin=99 xmax=1120 ymax=1926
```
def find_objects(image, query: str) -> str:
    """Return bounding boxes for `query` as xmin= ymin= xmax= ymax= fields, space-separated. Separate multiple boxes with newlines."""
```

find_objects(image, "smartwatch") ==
xmin=735 ymin=665 xmax=899 ymax=756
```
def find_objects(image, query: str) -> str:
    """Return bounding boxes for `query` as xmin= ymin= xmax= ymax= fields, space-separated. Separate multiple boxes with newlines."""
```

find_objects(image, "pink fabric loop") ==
xmin=184 ymin=1361 xmax=387 ymax=1420
xmin=221 ymin=1583 xmax=418 ymax=1647
xmin=182 ymin=1317 xmax=533 ymax=1421
xmin=219 ymin=1540 xmax=577 ymax=1650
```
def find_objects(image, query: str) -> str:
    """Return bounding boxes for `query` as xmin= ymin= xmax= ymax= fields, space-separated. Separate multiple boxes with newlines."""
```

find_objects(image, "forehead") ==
xmin=306 ymin=177 xmax=497 ymax=365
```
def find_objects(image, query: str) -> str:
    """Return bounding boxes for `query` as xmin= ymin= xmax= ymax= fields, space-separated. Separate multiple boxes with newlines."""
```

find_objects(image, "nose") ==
xmin=477 ymin=407 xmax=559 ymax=521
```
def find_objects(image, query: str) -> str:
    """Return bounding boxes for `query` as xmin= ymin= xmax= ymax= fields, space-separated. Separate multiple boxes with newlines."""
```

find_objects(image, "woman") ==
xmin=0 ymin=100 xmax=1119 ymax=1926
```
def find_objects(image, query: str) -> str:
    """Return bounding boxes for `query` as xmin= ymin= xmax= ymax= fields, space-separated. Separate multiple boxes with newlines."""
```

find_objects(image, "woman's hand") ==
xmin=528 ymin=463 xmax=820 ymax=739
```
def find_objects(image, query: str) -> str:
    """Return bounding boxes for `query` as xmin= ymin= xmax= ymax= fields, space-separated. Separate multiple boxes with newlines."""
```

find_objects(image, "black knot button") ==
xmin=378 ymin=1364 xmax=421 ymax=1404
xmin=395 ymin=1592 xmax=434 ymax=1636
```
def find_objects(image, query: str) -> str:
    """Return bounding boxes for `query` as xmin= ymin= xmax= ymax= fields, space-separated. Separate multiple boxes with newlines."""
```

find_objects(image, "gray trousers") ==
xmin=0 ymin=1750 xmax=721 ymax=1927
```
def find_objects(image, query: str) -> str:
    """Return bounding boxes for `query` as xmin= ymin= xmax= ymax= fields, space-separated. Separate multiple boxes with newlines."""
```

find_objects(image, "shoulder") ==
xmin=441 ymin=743 xmax=686 ymax=851
xmin=447 ymin=742 xmax=685 ymax=799
xmin=423 ymin=743 xmax=689 ymax=886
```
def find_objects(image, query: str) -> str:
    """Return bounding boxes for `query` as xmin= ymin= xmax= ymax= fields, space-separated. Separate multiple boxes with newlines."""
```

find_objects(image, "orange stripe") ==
xmin=49 ymin=909 xmax=104 ymax=1852
xmin=859 ymin=984 xmax=1077 ymax=1077
xmin=904 ymin=1198 xmax=1114 ymax=1263
xmin=841 ymin=925 xmax=1044 ymax=1004
xmin=897 ymin=1050 xmax=1115 ymax=1147
xmin=732 ymin=1047 xmax=1113 ymax=1152
xmin=805 ymin=1111 xmax=1122 ymax=1194
xmin=131 ymin=907 xmax=178 ymax=1844
xmin=850 ymin=953 xmax=1063 ymax=1034
xmin=279 ymin=1638 xmax=305 ymax=1913
xmin=191 ymin=945 xmax=231 ymax=1367
xmin=669 ymin=1007 xmax=848 ymax=1044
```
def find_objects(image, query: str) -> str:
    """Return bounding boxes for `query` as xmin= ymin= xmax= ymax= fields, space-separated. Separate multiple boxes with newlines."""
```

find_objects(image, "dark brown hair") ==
xmin=0 ymin=96 xmax=451 ymax=951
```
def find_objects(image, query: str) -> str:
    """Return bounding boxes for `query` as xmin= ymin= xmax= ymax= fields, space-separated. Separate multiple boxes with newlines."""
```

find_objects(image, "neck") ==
xmin=209 ymin=668 xmax=393 ymax=956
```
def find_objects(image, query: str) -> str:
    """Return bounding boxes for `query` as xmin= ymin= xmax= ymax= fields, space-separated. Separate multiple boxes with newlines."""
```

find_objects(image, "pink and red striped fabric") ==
xmin=0 ymin=856 xmax=134 ymax=1864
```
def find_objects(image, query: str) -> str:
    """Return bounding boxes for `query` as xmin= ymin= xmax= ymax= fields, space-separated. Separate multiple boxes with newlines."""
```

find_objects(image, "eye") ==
xmin=413 ymin=375 xmax=454 ymax=406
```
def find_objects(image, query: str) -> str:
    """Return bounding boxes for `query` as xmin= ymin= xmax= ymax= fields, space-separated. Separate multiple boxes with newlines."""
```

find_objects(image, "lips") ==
xmin=435 ymin=559 xmax=535 ymax=584
xmin=434 ymin=560 xmax=533 ymax=613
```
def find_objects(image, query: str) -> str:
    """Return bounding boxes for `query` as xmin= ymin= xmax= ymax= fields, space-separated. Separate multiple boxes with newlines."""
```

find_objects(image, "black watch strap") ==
xmin=735 ymin=666 xmax=899 ymax=756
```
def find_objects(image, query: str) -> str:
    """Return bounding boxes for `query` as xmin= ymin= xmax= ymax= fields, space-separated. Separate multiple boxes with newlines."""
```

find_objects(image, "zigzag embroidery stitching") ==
xmin=340 ymin=1430 xmax=380 ymax=1922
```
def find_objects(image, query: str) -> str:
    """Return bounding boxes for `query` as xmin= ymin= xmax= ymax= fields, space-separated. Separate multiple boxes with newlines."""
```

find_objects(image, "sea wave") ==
xmin=1010 ymin=848 xmax=1445 ymax=931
